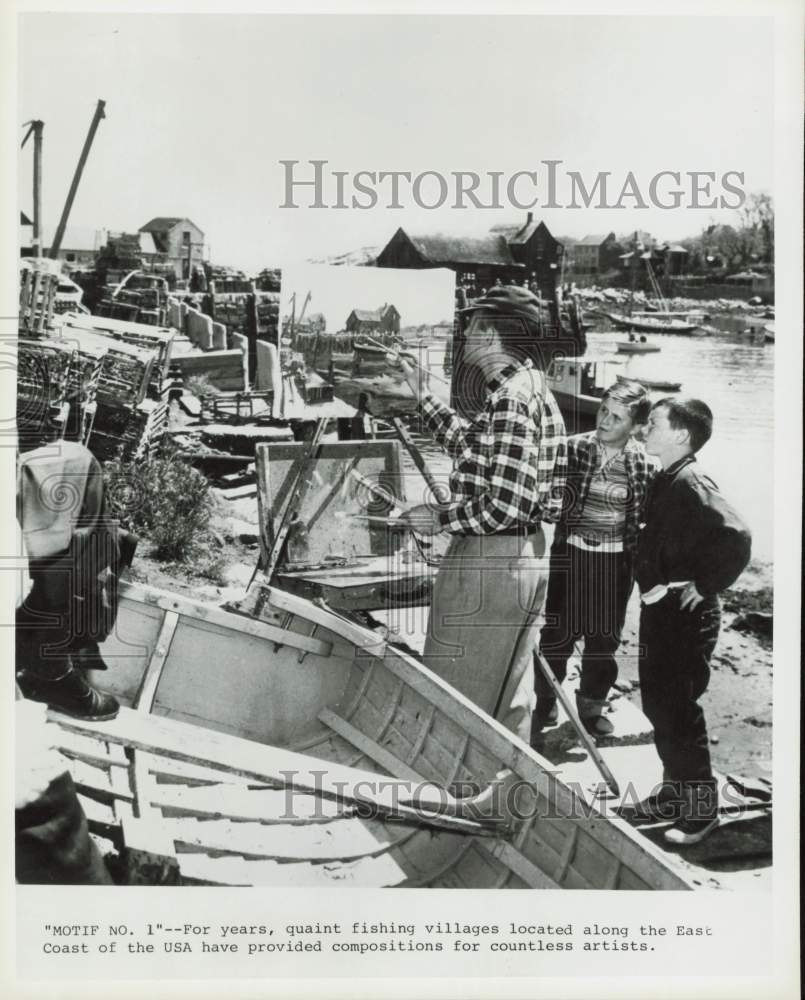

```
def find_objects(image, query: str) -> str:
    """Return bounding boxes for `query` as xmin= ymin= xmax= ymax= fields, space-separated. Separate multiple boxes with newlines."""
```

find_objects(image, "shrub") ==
xmin=105 ymin=454 xmax=215 ymax=562
xmin=185 ymin=374 xmax=220 ymax=399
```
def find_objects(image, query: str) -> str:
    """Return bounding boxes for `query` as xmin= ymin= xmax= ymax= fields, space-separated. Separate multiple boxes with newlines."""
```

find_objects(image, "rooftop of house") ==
xmin=406 ymin=232 xmax=515 ymax=266
xmin=576 ymin=233 xmax=616 ymax=246
xmin=349 ymin=303 xmax=398 ymax=321
xmin=139 ymin=217 xmax=203 ymax=235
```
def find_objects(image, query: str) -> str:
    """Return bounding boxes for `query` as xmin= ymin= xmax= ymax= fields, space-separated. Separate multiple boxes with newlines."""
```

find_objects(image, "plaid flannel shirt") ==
xmin=419 ymin=359 xmax=568 ymax=535
xmin=555 ymin=430 xmax=658 ymax=555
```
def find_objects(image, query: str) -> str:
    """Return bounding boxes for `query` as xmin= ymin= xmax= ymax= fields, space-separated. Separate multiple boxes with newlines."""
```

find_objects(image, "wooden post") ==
xmin=32 ymin=120 xmax=43 ymax=257
xmin=206 ymin=280 xmax=216 ymax=321
xmin=50 ymin=99 xmax=106 ymax=258
xmin=245 ymin=281 xmax=259 ymax=385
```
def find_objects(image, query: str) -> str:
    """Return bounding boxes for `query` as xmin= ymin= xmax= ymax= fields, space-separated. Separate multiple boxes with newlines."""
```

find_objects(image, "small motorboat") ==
xmin=616 ymin=340 xmax=660 ymax=354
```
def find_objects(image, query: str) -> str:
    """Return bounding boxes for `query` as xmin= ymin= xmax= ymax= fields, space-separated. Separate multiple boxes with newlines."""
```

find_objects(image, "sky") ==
xmin=280 ymin=264 xmax=456 ymax=330
xmin=17 ymin=13 xmax=774 ymax=273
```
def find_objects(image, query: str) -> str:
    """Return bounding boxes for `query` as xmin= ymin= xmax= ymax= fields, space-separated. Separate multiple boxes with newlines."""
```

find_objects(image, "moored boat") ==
xmin=604 ymin=311 xmax=700 ymax=335
xmin=615 ymin=373 xmax=681 ymax=392
xmin=545 ymin=357 xmax=618 ymax=433
xmin=47 ymin=579 xmax=693 ymax=890
xmin=616 ymin=340 xmax=661 ymax=354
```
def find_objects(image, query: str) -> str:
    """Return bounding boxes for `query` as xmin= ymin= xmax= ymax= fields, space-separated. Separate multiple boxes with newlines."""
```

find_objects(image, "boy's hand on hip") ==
xmin=679 ymin=582 xmax=705 ymax=611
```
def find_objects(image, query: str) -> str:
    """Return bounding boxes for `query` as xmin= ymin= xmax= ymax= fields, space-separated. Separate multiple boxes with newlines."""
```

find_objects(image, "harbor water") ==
xmin=407 ymin=328 xmax=774 ymax=562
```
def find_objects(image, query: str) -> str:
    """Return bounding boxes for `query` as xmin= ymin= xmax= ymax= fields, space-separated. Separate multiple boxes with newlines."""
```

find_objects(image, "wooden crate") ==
xmin=88 ymin=398 xmax=169 ymax=463
xmin=59 ymin=313 xmax=175 ymax=397
xmin=19 ymin=261 xmax=61 ymax=336
xmin=56 ymin=327 xmax=156 ymax=407
xmin=16 ymin=337 xmax=75 ymax=408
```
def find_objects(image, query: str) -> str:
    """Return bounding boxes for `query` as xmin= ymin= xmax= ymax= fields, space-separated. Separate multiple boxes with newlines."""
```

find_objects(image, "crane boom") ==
xmin=49 ymin=99 xmax=106 ymax=259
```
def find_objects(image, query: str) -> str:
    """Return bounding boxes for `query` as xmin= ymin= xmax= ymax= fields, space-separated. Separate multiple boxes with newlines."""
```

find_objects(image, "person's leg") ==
xmin=534 ymin=540 xmax=579 ymax=719
xmin=633 ymin=593 xmax=721 ymax=836
xmin=648 ymin=595 xmax=719 ymax=786
xmin=16 ymin=559 xmax=119 ymax=721
xmin=576 ymin=551 xmax=632 ymax=735
xmin=659 ymin=594 xmax=721 ymax=844
xmin=494 ymin=531 xmax=548 ymax=741
xmin=423 ymin=531 xmax=547 ymax=744
xmin=619 ymin=600 xmax=687 ymax=820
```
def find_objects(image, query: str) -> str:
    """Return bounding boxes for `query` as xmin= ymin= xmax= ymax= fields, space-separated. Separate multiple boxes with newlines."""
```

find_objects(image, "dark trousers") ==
xmin=638 ymin=591 xmax=721 ymax=786
xmin=536 ymin=539 xmax=633 ymax=701
xmin=16 ymin=771 xmax=112 ymax=884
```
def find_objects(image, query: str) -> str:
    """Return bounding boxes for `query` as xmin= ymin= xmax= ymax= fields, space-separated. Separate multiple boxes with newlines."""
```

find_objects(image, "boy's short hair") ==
xmin=654 ymin=397 xmax=713 ymax=452
xmin=602 ymin=379 xmax=651 ymax=425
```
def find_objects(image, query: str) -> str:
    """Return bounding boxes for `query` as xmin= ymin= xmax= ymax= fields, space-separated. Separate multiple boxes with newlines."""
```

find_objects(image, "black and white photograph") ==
xmin=2 ymin=2 xmax=801 ymax=998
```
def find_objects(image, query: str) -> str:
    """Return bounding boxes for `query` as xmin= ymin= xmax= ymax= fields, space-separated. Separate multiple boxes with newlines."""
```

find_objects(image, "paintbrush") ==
xmin=359 ymin=335 xmax=451 ymax=386
xmin=334 ymin=511 xmax=408 ymax=528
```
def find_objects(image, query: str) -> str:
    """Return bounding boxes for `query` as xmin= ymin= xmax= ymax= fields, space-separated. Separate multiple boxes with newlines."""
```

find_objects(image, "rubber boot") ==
xmin=17 ymin=663 xmax=119 ymax=722
xmin=70 ymin=640 xmax=110 ymax=672
xmin=575 ymin=693 xmax=614 ymax=737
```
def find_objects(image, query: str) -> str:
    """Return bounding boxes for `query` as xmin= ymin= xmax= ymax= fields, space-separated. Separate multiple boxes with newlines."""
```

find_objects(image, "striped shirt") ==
xmin=571 ymin=450 xmax=629 ymax=540
xmin=419 ymin=359 xmax=568 ymax=535
xmin=555 ymin=431 xmax=658 ymax=555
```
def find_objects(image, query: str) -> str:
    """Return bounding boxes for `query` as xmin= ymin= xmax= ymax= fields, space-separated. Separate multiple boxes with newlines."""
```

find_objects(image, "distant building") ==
xmin=565 ymin=233 xmax=620 ymax=278
xmin=138 ymin=217 xmax=204 ymax=280
xmin=376 ymin=213 xmax=564 ymax=301
xmin=24 ymin=224 xmax=109 ymax=266
xmin=345 ymin=303 xmax=401 ymax=335
xmin=662 ymin=244 xmax=690 ymax=277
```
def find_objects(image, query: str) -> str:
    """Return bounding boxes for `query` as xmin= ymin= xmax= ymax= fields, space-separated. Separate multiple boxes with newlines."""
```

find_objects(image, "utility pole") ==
xmin=49 ymin=99 xmax=106 ymax=259
xmin=21 ymin=119 xmax=44 ymax=257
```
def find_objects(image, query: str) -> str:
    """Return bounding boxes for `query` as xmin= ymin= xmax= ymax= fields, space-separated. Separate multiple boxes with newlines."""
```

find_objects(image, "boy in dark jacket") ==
xmin=624 ymin=398 xmax=751 ymax=846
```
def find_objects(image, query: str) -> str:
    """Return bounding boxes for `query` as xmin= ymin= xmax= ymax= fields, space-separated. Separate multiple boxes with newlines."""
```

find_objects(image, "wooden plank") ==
xmin=77 ymin=792 xmax=117 ymax=828
xmin=69 ymin=759 xmax=115 ymax=799
xmin=46 ymin=726 xmax=131 ymax=770
xmin=118 ymin=581 xmax=333 ymax=657
xmin=167 ymin=815 xmax=407 ymax=860
xmin=178 ymin=849 xmax=408 ymax=888
xmin=134 ymin=611 xmax=179 ymax=712
xmin=267 ymin=587 xmax=386 ymax=657
xmin=120 ymin=749 xmax=182 ymax=884
xmin=482 ymin=841 xmax=560 ymax=889
xmin=49 ymin=707 xmax=474 ymax=820
xmin=553 ymin=823 xmax=579 ymax=883
xmin=144 ymin=756 xmax=248 ymax=786
xmin=318 ymin=707 xmax=427 ymax=785
xmin=150 ymin=782 xmax=347 ymax=823
xmin=217 ymin=484 xmax=258 ymax=501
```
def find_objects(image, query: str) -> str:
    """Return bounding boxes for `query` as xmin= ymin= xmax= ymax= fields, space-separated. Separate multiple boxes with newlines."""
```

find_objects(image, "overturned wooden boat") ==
xmin=48 ymin=580 xmax=693 ymax=889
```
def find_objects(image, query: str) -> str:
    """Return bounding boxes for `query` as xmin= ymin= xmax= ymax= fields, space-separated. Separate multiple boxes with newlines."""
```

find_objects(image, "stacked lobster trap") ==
xmin=16 ymin=260 xmax=170 ymax=463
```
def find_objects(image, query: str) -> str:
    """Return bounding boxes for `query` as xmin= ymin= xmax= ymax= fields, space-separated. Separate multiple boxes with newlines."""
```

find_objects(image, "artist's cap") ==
xmin=460 ymin=285 xmax=543 ymax=327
